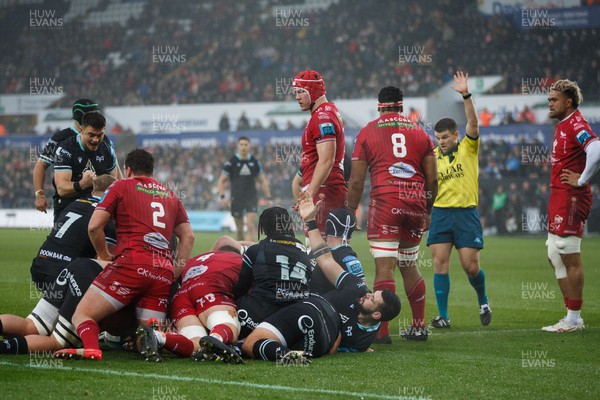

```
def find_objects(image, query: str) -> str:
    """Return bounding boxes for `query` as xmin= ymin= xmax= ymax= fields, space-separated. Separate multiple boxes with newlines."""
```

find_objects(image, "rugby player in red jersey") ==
xmin=542 ymin=80 xmax=600 ymax=332
xmin=348 ymin=86 xmax=437 ymax=343
xmin=292 ymin=70 xmax=347 ymax=235
xmin=55 ymin=149 xmax=195 ymax=360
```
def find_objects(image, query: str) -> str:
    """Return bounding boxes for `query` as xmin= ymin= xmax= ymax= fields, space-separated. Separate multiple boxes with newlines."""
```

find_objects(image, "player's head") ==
xmin=237 ymin=136 xmax=250 ymax=157
xmin=80 ymin=112 xmax=106 ymax=152
xmin=92 ymin=174 xmax=116 ymax=195
xmin=377 ymin=86 xmax=403 ymax=114
xmin=548 ymin=79 xmax=583 ymax=120
xmin=72 ymin=99 xmax=100 ymax=128
xmin=326 ymin=208 xmax=356 ymax=243
xmin=355 ymin=289 xmax=401 ymax=324
xmin=124 ymin=148 xmax=154 ymax=177
xmin=258 ymin=206 xmax=295 ymax=239
xmin=434 ymin=118 xmax=459 ymax=154
xmin=293 ymin=70 xmax=326 ymax=112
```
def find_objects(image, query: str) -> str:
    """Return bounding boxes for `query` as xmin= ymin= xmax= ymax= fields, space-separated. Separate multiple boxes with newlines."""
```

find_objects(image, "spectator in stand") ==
xmin=219 ymin=113 xmax=231 ymax=131
xmin=479 ymin=108 xmax=494 ymax=127
xmin=237 ymin=112 xmax=250 ymax=131
xmin=518 ymin=106 xmax=536 ymax=124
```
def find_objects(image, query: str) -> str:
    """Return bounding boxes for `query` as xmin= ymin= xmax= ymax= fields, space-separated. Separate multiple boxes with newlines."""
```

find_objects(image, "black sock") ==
xmin=0 ymin=318 xmax=3 ymax=335
xmin=0 ymin=337 xmax=28 ymax=354
xmin=252 ymin=339 xmax=287 ymax=361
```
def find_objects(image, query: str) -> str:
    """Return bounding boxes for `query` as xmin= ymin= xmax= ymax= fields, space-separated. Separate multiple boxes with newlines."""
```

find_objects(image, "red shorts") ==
xmin=170 ymin=279 xmax=237 ymax=323
xmin=548 ymin=191 xmax=591 ymax=237
xmin=367 ymin=195 xmax=426 ymax=243
xmin=313 ymin=184 xmax=347 ymax=235
xmin=92 ymin=263 xmax=173 ymax=313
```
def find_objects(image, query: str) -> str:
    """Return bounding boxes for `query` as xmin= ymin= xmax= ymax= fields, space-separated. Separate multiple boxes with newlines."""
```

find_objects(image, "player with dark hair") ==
xmin=292 ymin=70 xmax=347 ymax=236
xmin=241 ymin=192 xmax=401 ymax=363
xmin=136 ymin=245 xmax=245 ymax=363
xmin=542 ymin=79 xmax=600 ymax=332
xmin=427 ymin=71 xmax=491 ymax=330
xmin=309 ymin=208 xmax=365 ymax=295
xmin=54 ymin=148 xmax=195 ymax=361
xmin=51 ymin=112 xmax=120 ymax=222
xmin=33 ymin=99 xmax=122 ymax=219
xmin=0 ymin=258 xmax=136 ymax=355
xmin=233 ymin=206 xmax=312 ymax=339
xmin=218 ymin=136 xmax=272 ymax=241
xmin=348 ymin=86 xmax=437 ymax=343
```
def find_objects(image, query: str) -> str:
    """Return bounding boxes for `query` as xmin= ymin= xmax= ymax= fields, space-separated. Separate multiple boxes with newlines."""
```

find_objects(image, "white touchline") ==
xmin=0 ymin=361 xmax=407 ymax=400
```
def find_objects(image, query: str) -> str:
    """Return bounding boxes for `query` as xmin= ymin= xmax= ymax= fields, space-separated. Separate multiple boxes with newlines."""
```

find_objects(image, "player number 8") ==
xmin=391 ymin=133 xmax=407 ymax=158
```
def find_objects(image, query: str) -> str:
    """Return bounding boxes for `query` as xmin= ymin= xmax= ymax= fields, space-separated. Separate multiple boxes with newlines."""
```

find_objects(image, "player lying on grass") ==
xmin=0 ymin=258 xmax=136 ymax=355
xmin=240 ymin=191 xmax=401 ymax=364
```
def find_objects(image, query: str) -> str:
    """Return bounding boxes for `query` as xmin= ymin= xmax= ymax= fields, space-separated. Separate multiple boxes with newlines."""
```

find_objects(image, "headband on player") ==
xmin=72 ymin=98 xmax=100 ymax=124
xmin=377 ymin=86 xmax=403 ymax=110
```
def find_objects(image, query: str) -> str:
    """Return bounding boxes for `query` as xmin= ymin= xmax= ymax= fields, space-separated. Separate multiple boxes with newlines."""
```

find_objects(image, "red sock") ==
xmin=567 ymin=298 xmax=583 ymax=311
xmin=407 ymin=278 xmax=426 ymax=328
xmin=564 ymin=297 xmax=569 ymax=309
xmin=210 ymin=324 xmax=235 ymax=344
xmin=76 ymin=320 xmax=100 ymax=350
xmin=164 ymin=333 xmax=195 ymax=357
xmin=374 ymin=280 xmax=396 ymax=338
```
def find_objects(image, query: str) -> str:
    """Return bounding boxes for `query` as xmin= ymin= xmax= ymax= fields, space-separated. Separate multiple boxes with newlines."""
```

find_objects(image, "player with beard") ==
xmin=542 ymin=79 xmax=600 ymax=332
xmin=241 ymin=192 xmax=401 ymax=364
xmin=233 ymin=207 xmax=312 ymax=339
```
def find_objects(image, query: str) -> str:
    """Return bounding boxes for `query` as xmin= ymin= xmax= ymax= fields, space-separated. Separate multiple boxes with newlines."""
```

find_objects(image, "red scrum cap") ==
xmin=293 ymin=70 xmax=326 ymax=104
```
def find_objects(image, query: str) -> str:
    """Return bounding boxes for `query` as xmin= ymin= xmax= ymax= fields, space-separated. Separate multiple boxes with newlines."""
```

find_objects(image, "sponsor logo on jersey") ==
xmin=388 ymin=162 xmax=416 ymax=178
xmin=182 ymin=265 xmax=209 ymax=283
xmin=438 ymin=164 xmax=465 ymax=181
xmin=318 ymin=122 xmax=335 ymax=136
xmin=143 ymin=232 xmax=169 ymax=250
xmin=136 ymin=182 xmax=171 ymax=197
xmin=576 ymin=130 xmax=592 ymax=146
xmin=239 ymin=164 xmax=252 ymax=175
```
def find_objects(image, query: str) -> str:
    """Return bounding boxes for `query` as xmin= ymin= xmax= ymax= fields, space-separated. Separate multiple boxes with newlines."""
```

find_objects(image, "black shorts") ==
xmin=57 ymin=259 xmax=103 ymax=321
xmin=260 ymin=294 xmax=341 ymax=358
xmin=31 ymin=259 xmax=68 ymax=307
xmin=236 ymin=295 xmax=285 ymax=339
xmin=231 ymin=196 xmax=258 ymax=218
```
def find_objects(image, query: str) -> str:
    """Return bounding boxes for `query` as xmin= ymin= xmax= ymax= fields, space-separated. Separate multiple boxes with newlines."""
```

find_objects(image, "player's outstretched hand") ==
xmin=297 ymin=191 xmax=322 ymax=222
xmin=451 ymin=70 xmax=469 ymax=95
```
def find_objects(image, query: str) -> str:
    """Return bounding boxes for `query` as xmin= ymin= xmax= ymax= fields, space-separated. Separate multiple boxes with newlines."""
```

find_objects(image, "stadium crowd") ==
xmin=0 ymin=0 xmax=598 ymax=111
xmin=2 ymin=138 xmax=598 ymax=234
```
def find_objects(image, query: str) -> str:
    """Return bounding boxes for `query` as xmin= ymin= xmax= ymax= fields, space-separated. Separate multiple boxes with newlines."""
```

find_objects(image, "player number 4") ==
xmin=392 ymin=133 xmax=407 ymax=158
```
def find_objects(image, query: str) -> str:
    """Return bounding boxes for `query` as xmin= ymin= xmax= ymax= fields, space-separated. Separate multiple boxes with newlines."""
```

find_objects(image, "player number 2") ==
xmin=151 ymin=202 xmax=166 ymax=228
xmin=391 ymin=133 xmax=407 ymax=158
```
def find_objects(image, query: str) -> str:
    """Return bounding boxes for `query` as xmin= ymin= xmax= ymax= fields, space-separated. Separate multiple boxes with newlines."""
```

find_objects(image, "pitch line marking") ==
xmin=0 ymin=361 xmax=408 ymax=400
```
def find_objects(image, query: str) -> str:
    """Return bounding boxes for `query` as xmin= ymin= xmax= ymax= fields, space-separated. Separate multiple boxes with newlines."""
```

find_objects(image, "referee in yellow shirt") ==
xmin=427 ymin=71 xmax=491 ymax=329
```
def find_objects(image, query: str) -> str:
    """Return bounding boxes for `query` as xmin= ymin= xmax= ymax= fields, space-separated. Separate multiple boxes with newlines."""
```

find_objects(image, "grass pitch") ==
xmin=1 ymin=228 xmax=599 ymax=399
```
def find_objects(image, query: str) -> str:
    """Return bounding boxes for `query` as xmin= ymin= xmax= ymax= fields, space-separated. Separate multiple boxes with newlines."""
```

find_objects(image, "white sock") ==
xmin=566 ymin=309 xmax=581 ymax=325
xmin=154 ymin=330 xmax=166 ymax=346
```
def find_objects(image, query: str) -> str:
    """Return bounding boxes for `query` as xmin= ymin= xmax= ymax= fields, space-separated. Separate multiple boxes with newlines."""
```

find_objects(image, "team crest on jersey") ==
xmin=240 ymin=164 xmax=252 ymax=175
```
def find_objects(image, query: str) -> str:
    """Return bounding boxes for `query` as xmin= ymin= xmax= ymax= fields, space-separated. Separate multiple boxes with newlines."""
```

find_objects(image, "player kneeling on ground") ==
xmin=136 ymin=243 xmax=245 ymax=363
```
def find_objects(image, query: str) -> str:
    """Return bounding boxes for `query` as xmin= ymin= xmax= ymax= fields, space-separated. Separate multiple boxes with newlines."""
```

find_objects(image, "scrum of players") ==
xmin=1 ymin=71 xmax=597 ymax=364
